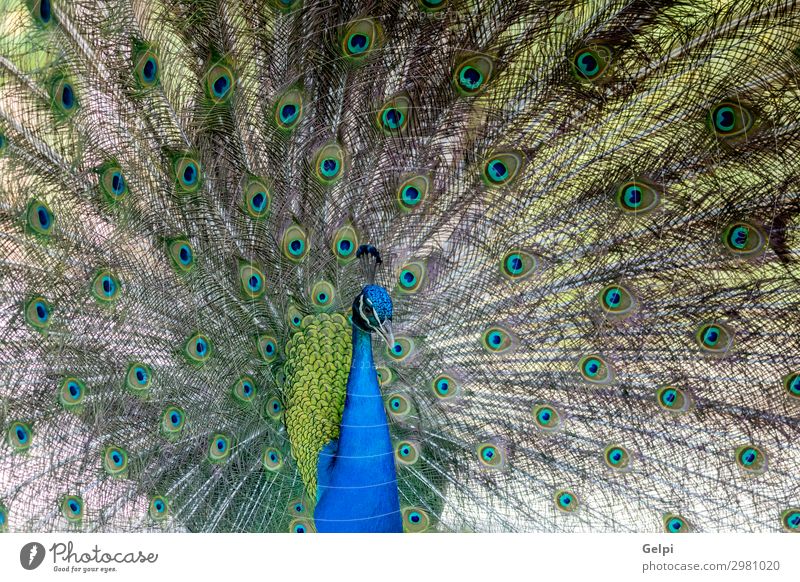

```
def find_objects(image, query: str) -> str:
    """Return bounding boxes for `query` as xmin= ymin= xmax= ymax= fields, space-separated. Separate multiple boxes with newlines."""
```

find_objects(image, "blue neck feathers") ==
xmin=313 ymin=325 xmax=402 ymax=532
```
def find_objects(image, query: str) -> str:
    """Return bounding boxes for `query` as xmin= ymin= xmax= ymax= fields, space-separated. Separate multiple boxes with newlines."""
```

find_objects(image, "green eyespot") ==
xmin=603 ymin=444 xmax=631 ymax=471
xmin=579 ymin=354 xmax=612 ymax=384
xmin=263 ymin=447 xmax=283 ymax=471
xmin=265 ymin=396 xmax=283 ymax=420
xmin=275 ymin=88 xmax=303 ymax=130
xmin=91 ymin=270 xmax=121 ymax=303
xmin=59 ymin=377 xmax=86 ymax=409
xmin=377 ymin=95 xmax=411 ymax=134
xmin=431 ymin=373 xmax=458 ymax=400
xmin=282 ymin=224 xmax=309 ymax=261
xmin=482 ymin=326 xmax=513 ymax=353
xmin=205 ymin=62 xmax=235 ymax=104
xmin=501 ymin=250 xmax=537 ymax=281
xmin=289 ymin=498 xmax=308 ymax=517
xmin=314 ymin=143 xmax=345 ymax=184
xmin=126 ymin=362 xmax=152 ymax=394
xmin=161 ymin=406 xmax=185 ymax=437
xmin=396 ymin=175 xmax=430 ymax=212
xmin=26 ymin=198 xmax=54 ymax=236
xmin=24 ymin=296 xmax=51 ymax=331
xmin=386 ymin=337 xmax=415 ymax=362
xmin=98 ymin=164 xmax=129 ymax=202
xmin=341 ymin=18 xmax=382 ymax=61
xmin=783 ymin=372 xmax=800 ymax=401
xmin=167 ymin=237 xmax=195 ymax=273
xmin=571 ymin=46 xmax=612 ymax=81
xmin=709 ymin=101 xmax=754 ymax=139
xmin=735 ymin=444 xmax=767 ymax=474
xmin=51 ymin=75 xmax=78 ymax=118
xmin=238 ymin=261 xmax=267 ymax=299
xmin=102 ymin=445 xmax=129 ymax=476
xmin=532 ymin=404 xmax=562 ymax=432
xmin=453 ymin=55 xmax=493 ymax=95
xmin=244 ymin=177 xmax=271 ymax=219
xmin=655 ymin=385 xmax=691 ymax=413
xmin=615 ymin=180 xmax=660 ymax=214
xmin=7 ymin=421 xmax=32 ymax=452
xmin=257 ymin=335 xmax=279 ymax=362
xmin=722 ymin=222 xmax=765 ymax=257
xmin=663 ymin=513 xmax=690 ymax=533
xmin=149 ymin=496 xmax=169 ymax=521
xmin=385 ymin=393 xmax=412 ymax=419
xmin=598 ymin=283 xmax=636 ymax=318
xmin=395 ymin=440 xmax=420 ymax=465
xmin=133 ymin=43 xmax=159 ymax=89
xmin=482 ymin=151 xmax=523 ymax=187
xmin=61 ymin=495 xmax=84 ymax=523
xmin=554 ymin=489 xmax=579 ymax=513
xmin=173 ymin=154 xmax=203 ymax=194
xmin=311 ymin=281 xmax=335 ymax=310
xmin=781 ymin=508 xmax=800 ymax=532
xmin=477 ymin=442 xmax=506 ymax=469
xmin=232 ymin=375 xmax=257 ymax=403
xmin=185 ymin=332 xmax=212 ymax=364
xmin=286 ymin=303 xmax=304 ymax=330
xmin=695 ymin=322 xmax=733 ymax=354
xmin=208 ymin=433 xmax=232 ymax=462
xmin=397 ymin=262 xmax=425 ymax=293
xmin=402 ymin=507 xmax=431 ymax=532
xmin=332 ymin=224 xmax=359 ymax=262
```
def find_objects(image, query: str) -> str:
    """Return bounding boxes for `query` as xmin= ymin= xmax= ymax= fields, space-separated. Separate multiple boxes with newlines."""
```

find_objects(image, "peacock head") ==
xmin=352 ymin=245 xmax=394 ymax=346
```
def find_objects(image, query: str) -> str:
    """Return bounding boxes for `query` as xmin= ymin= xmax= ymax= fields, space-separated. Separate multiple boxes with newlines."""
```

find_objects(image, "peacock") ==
xmin=0 ymin=0 xmax=799 ymax=534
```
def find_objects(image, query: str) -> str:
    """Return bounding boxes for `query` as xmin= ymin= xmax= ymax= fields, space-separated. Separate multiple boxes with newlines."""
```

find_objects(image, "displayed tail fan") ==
xmin=0 ymin=0 xmax=799 ymax=533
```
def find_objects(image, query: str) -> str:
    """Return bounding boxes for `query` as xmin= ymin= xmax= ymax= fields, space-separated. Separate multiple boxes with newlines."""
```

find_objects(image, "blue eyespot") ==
xmin=436 ymin=378 xmax=449 ymax=395
xmin=16 ymin=426 xmax=27 ymax=443
xmin=390 ymin=398 xmax=401 ymax=409
xmin=248 ymin=273 xmax=262 ymax=292
xmin=135 ymin=367 xmax=147 ymax=384
xmin=280 ymin=104 xmax=298 ymax=124
xmin=61 ymin=83 xmax=75 ymax=109
xmin=101 ymin=276 xmax=116 ymax=297
xmin=715 ymin=106 xmax=735 ymax=132
xmin=39 ymin=0 xmax=52 ymax=22
xmin=624 ymin=186 xmax=642 ymax=208
xmin=667 ymin=518 xmax=684 ymax=532
xmin=196 ymin=338 xmax=207 ymax=355
xmin=69 ymin=500 xmax=80 ymax=513
xmin=142 ymin=57 xmax=157 ymax=82
xmin=182 ymin=163 xmax=198 ymax=186
xmin=728 ymin=226 xmax=749 ymax=250
xmin=250 ymin=192 xmax=267 ymax=212
xmin=37 ymin=206 xmax=50 ymax=228
xmin=212 ymin=75 xmax=231 ymax=99
xmin=68 ymin=382 xmax=80 ymax=398
xmin=110 ymin=172 xmax=125 ymax=196
xmin=487 ymin=160 xmax=508 ymax=182
xmin=506 ymin=254 xmax=523 ymax=274
xmin=702 ymin=326 xmax=719 ymax=346
xmin=289 ymin=239 xmax=305 ymax=256
xmin=402 ymin=186 xmax=420 ymax=203
xmin=604 ymin=288 xmax=621 ymax=308
xmin=578 ymin=52 xmax=598 ymax=76
xmin=320 ymin=158 xmax=340 ymax=178
xmin=154 ymin=500 xmax=165 ymax=512
xmin=338 ymin=239 xmax=353 ymax=254
xmin=347 ymin=33 xmax=369 ymax=54
xmin=458 ymin=66 xmax=483 ymax=90
xmin=35 ymin=301 xmax=48 ymax=322
xmin=216 ymin=438 xmax=226 ymax=452
xmin=584 ymin=358 xmax=600 ymax=376
xmin=381 ymin=107 xmax=404 ymax=130
xmin=178 ymin=245 xmax=192 ymax=265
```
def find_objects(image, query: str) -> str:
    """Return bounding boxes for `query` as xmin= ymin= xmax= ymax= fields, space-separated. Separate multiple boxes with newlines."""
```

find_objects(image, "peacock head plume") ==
xmin=351 ymin=245 xmax=393 ymax=346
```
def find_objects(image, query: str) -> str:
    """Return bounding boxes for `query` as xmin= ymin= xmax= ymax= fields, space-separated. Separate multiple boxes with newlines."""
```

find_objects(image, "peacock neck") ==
xmin=336 ymin=325 xmax=387 ymax=455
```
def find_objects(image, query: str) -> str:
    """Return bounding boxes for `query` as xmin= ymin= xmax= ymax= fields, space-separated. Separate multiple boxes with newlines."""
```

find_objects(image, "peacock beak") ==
xmin=376 ymin=319 xmax=394 ymax=348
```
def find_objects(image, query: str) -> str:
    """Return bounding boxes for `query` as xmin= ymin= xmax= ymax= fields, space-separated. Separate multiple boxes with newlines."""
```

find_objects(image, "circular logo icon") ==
xmin=20 ymin=542 xmax=46 ymax=570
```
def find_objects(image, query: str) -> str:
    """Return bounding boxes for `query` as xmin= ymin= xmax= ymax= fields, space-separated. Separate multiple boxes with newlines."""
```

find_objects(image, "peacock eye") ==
xmin=735 ymin=444 xmax=767 ymax=474
xmin=663 ymin=514 xmax=690 ymax=533
xmin=341 ymin=18 xmax=381 ymax=61
xmin=603 ymin=444 xmax=631 ymax=470
xmin=554 ymin=489 xmax=579 ymax=513
xmin=709 ymin=102 xmax=754 ymax=138
xmin=615 ymin=179 xmax=660 ymax=213
xmin=453 ymin=55 xmax=494 ymax=95
xmin=571 ymin=46 xmax=612 ymax=81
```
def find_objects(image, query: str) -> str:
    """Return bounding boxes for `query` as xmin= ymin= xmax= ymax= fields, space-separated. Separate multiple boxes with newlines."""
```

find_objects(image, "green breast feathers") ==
xmin=283 ymin=313 xmax=352 ymax=499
